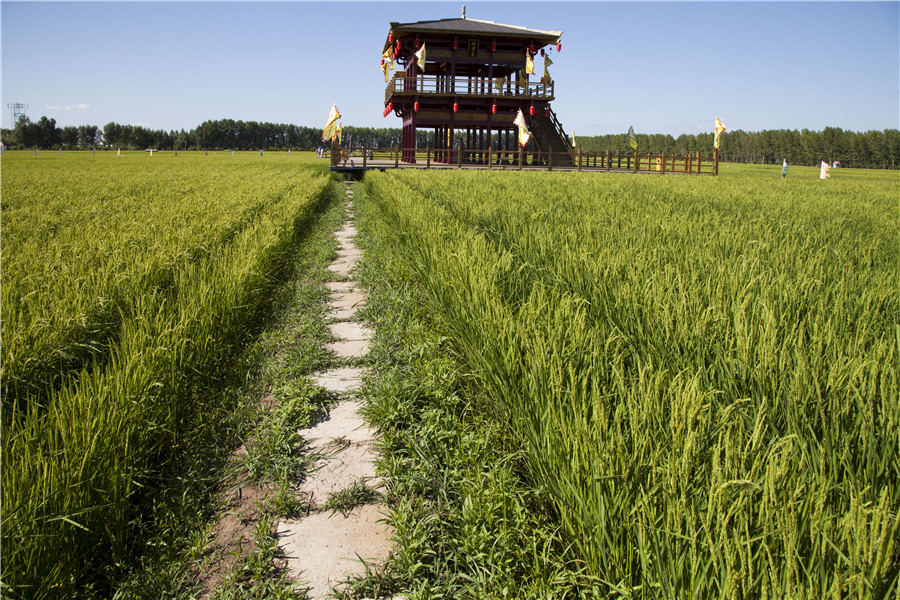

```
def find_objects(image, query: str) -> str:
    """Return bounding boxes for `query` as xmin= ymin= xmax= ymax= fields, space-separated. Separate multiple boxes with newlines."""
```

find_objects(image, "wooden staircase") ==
xmin=529 ymin=108 xmax=575 ymax=167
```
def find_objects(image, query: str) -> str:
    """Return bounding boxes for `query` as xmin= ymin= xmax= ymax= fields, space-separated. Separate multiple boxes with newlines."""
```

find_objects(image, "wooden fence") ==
xmin=331 ymin=145 xmax=719 ymax=175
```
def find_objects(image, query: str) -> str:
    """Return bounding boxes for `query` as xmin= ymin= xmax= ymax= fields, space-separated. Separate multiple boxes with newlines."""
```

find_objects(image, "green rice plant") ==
xmin=360 ymin=166 xmax=899 ymax=598
xmin=0 ymin=152 xmax=340 ymax=597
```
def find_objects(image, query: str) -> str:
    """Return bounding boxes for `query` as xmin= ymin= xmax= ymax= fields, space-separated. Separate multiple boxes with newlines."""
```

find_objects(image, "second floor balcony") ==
xmin=385 ymin=73 xmax=554 ymax=104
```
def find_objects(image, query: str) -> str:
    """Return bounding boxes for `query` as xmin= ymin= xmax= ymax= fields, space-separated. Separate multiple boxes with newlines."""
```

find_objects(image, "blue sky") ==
xmin=2 ymin=1 xmax=898 ymax=136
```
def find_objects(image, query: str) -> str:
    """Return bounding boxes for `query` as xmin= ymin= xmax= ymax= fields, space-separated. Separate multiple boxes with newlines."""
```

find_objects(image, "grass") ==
xmin=324 ymin=480 xmax=383 ymax=517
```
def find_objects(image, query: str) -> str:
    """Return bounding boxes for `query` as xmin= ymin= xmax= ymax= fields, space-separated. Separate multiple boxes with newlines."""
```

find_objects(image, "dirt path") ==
xmin=276 ymin=182 xmax=393 ymax=599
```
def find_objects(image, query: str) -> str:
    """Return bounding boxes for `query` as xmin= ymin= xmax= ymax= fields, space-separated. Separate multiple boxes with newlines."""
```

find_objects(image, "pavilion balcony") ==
xmin=385 ymin=74 xmax=554 ymax=105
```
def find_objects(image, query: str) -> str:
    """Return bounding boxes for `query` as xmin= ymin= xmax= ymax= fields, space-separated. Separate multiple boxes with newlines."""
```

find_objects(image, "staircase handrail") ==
xmin=547 ymin=107 xmax=574 ymax=156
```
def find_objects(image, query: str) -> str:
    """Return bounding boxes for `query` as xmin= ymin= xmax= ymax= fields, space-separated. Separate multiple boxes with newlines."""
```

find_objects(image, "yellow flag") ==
xmin=336 ymin=123 xmax=342 ymax=145
xmin=543 ymin=54 xmax=553 ymax=79
xmin=714 ymin=117 xmax=726 ymax=149
xmin=571 ymin=129 xmax=576 ymax=147
xmin=381 ymin=61 xmax=390 ymax=82
xmin=383 ymin=48 xmax=394 ymax=70
xmin=514 ymin=108 xmax=530 ymax=147
xmin=525 ymin=51 xmax=534 ymax=75
xmin=415 ymin=43 xmax=426 ymax=72
xmin=628 ymin=125 xmax=638 ymax=151
xmin=322 ymin=104 xmax=341 ymax=142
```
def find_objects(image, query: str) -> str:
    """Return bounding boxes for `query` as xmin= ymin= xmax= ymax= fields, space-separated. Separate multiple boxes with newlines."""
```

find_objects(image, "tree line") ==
xmin=574 ymin=127 xmax=900 ymax=170
xmin=2 ymin=115 xmax=897 ymax=169
xmin=0 ymin=116 xmax=433 ymax=153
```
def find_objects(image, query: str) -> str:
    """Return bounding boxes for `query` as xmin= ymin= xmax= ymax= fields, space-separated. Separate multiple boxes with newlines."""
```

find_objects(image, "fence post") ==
xmin=426 ymin=146 xmax=431 ymax=168
xmin=577 ymin=149 xmax=582 ymax=172
xmin=518 ymin=146 xmax=524 ymax=170
xmin=395 ymin=146 xmax=399 ymax=168
xmin=696 ymin=151 xmax=702 ymax=174
xmin=488 ymin=145 xmax=493 ymax=170
xmin=661 ymin=152 xmax=666 ymax=174
xmin=363 ymin=146 xmax=367 ymax=168
xmin=714 ymin=148 xmax=719 ymax=176
xmin=457 ymin=142 xmax=463 ymax=169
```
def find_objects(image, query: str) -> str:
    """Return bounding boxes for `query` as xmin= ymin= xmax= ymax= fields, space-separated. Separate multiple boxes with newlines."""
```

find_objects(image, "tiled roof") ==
xmin=388 ymin=18 xmax=561 ymax=41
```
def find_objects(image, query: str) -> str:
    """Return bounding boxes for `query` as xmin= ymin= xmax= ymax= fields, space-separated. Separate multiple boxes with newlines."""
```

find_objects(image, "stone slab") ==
xmin=311 ymin=367 xmax=368 ymax=395
xmin=328 ymin=321 xmax=371 ymax=341
xmin=277 ymin=504 xmax=393 ymax=600
xmin=325 ymin=339 xmax=369 ymax=359
xmin=325 ymin=281 xmax=356 ymax=292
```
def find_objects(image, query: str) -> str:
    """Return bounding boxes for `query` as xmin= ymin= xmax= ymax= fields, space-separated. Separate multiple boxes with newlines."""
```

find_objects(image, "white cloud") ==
xmin=44 ymin=103 xmax=91 ymax=111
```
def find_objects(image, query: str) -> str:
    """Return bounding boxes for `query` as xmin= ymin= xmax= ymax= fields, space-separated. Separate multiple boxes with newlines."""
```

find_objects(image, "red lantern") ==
xmin=491 ymin=41 xmax=497 ymax=51
xmin=393 ymin=49 xmax=399 ymax=60
xmin=381 ymin=58 xmax=385 ymax=66
xmin=415 ymin=37 xmax=420 ymax=47
xmin=388 ymin=103 xmax=393 ymax=112
xmin=389 ymin=33 xmax=393 ymax=43
xmin=414 ymin=101 xmax=419 ymax=112
xmin=530 ymin=105 xmax=535 ymax=116
xmin=397 ymin=40 xmax=402 ymax=49
xmin=529 ymin=43 xmax=534 ymax=53
xmin=492 ymin=104 xmax=497 ymax=114
xmin=453 ymin=102 xmax=458 ymax=113
xmin=453 ymin=37 xmax=458 ymax=50
xmin=544 ymin=108 xmax=549 ymax=117
xmin=557 ymin=42 xmax=561 ymax=52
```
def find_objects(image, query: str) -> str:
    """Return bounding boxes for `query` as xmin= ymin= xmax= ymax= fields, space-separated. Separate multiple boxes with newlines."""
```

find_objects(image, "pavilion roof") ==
xmin=383 ymin=17 xmax=561 ymax=51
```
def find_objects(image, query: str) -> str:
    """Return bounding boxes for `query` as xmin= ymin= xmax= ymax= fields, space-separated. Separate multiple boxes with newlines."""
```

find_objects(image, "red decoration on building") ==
xmin=557 ymin=42 xmax=561 ymax=52
xmin=453 ymin=102 xmax=458 ymax=113
xmin=530 ymin=105 xmax=535 ymax=116
xmin=491 ymin=41 xmax=497 ymax=51
xmin=529 ymin=43 xmax=534 ymax=53
xmin=540 ymin=48 xmax=545 ymax=56
xmin=414 ymin=101 xmax=420 ymax=112
xmin=492 ymin=104 xmax=497 ymax=114
xmin=544 ymin=108 xmax=549 ymax=117
xmin=453 ymin=37 xmax=458 ymax=50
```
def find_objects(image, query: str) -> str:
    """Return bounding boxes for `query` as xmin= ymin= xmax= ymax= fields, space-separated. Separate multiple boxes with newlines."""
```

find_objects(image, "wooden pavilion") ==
xmin=382 ymin=11 xmax=574 ymax=166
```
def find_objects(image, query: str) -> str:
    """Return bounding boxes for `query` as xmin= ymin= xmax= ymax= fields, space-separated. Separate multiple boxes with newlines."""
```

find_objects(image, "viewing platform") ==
xmin=386 ymin=74 xmax=554 ymax=104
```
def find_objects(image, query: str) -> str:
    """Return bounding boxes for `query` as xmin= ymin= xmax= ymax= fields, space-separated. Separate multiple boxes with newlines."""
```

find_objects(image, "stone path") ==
xmin=276 ymin=182 xmax=392 ymax=598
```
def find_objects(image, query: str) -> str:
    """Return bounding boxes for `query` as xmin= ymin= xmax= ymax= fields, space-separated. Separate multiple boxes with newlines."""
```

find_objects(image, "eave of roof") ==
xmin=383 ymin=17 xmax=562 ymax=52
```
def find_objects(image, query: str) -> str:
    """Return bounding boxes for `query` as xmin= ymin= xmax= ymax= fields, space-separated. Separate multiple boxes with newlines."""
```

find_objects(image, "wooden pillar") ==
xmin=634 ymin=150 xmax=639 ymax=173
xmin=457 ymin=140 xmax=463 ymax=168
xmin=696 ymin=151 xmax=702 ymax=174
xmin=426 ymin=145 xmax=431 ymax=168
xmin=714 ymin=148 xmax=719 ymax=176
xmin=661 ymin=153 xmax=666 ymax=174
xmin=488 ymin=145 xmax=493 ymax=170
xmin=363 ymin=146 xmax=367 ymax=168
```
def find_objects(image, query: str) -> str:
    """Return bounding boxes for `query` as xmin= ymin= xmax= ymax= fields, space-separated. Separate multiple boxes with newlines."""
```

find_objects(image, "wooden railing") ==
xmin=331 ymin=145 xmax=718 ymax=175
xmin=385 ymin=74 xmax=554 ymax=103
